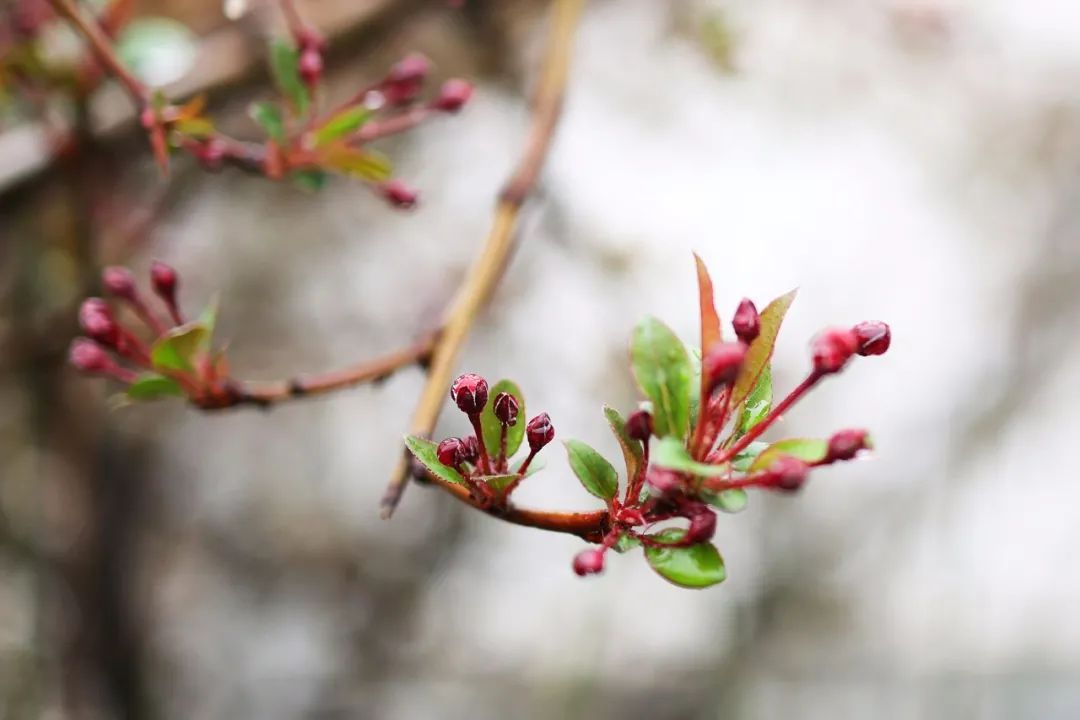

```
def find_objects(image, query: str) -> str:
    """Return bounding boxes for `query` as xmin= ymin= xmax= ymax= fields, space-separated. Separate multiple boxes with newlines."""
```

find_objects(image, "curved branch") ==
xmin=381 ymin=0 xmax=586 ymax=517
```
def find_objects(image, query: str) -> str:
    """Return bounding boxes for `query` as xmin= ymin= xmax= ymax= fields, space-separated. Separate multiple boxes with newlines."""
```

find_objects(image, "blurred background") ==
xmin=3 ymin=0 xmax=1080 ymax=718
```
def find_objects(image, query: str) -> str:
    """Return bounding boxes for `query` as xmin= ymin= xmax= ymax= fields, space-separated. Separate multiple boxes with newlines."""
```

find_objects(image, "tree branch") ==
xmin=380 ymin=0 xmax=586 ymax=517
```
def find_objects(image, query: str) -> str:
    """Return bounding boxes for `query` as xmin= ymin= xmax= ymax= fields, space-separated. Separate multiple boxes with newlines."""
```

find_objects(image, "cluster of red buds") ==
xmin=406 ymin=373 xmax=557 ymax=506
xmin=68 ymin=262 xmax=235 ymax=408
xmin=406 ymin=257 xmax=891 ymax=589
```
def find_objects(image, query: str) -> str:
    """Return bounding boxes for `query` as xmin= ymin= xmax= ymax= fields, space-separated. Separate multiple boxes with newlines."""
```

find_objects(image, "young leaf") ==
xmin=249 ymin=101 xmax=285 ymax=142
xmin=403 ymin=436 xmax=466 ymax=486
xmin=480 ymin=379 xmax=526 ymax=460
xmin=292 ymin=169 xmax=328 ymax=192
xmin=313 ymin=106 xmax=372 ymax=146
xmin=478 ymin=474 xmax=518 ymax=493
xmin=613 ymin=533 xmax=642 ymax=554
xmin=701 ymin=488 xmax=749 ymax=514
xmin=735 ymin=364 xmax=772 ymax=436
xmin=631 ymin=317 xmax=693 ymax=440
xmin=564 ymin=440 xmax=619 ymax=501
xmin=652 ymin=436 xmax=728 ymax=478
xmin=603 ymin=405 xmax=643 ymax=481
xmin=196 ymin=296 xmax=219 ymax=350
xmin=693 ymin=253 xmax=722 ymax=358
xmin=509 ymin=457 xmax=545 ymax=477
xmin=748 ymin=438 xmax=828 ymax=472
xmin=269 ymin=38 xmax=309 ymax=114
xmin=729 ymin=289 xmax=796 ymax=411
xmin=150 ymin=322 xmax=209 ymax=373
xmin=173 ymin=117 xmax=215 ymax=138
xmin=126 ymin=373 xmax=184 ymax=401
xmin=644 ymin=528 xmax=726 ymax=588
xmin=731 ymin=440 xmax=769 ymax=471
xmin=319 ymin=144 xmax=392 ymax=182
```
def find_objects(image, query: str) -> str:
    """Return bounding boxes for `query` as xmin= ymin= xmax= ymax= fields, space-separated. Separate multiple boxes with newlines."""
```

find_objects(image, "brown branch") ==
xmin=419 ymin=471 xmax=609 ymax=543
xmin=380 ymin=0 xmax=586 ymax=517
xmin=47 ymin=0 xmax=149 ymax=106
xmin=196 ymin=331 xmax=438 ymax=409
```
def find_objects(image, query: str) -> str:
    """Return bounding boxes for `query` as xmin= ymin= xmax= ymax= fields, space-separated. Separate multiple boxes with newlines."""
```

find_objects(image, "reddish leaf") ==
xmin=694 ymin=253 xmax=722 ymax=356
xmin=729 ymin=289 xmax=797 ymax=412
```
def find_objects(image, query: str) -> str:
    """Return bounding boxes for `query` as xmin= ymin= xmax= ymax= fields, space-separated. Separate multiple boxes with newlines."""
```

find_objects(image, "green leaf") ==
xmin=269 ymin=38 xmax=309 ymax=114
xmin=736 ymin=364 xmax=772 ymax=435
xmin=479 ymin=379 xmax=526 ymax=460
xmin=603 ymin=405 xmax=643 ymax=481
xmin=292 ymin=169 xmax=328 ymax=192
xmin=249 ymin=101 xmax=285 ymax=142
xmin=748 ymin=438 xmax=828 ymax=472
xmin=313 ymin=106 xmax=372 ymax=146
xmin=730 ymin=290 xmax=796 ymax=411
xmin=564 ymin=440 xmax=619 ymax=501
xmin=403 ymin=436 xmax=467 ymax=486
xmin=150 ymin=322 xmax=209 ymax=373
xmin=196 ymin=296 xmax=218 ymax=350
xmin=731 ymin=440 xmax=769 ymax=471
xmin=478 ymin=474 xmax=518 ymax=493
xmin=126 ymin=373 xmax=184 ymax=401
xmin=701 ymin=488 xmax=749 ymax=514
xmin=652 ymin=436 xmax=727 ymax=478
xmin=644 ymin=528 xmax=726 ymax=589
xmin=116 ymin=18 xmax=198 ymax=87
xmin=320 ymin=145 xmax=392 ymax=182
xmin=613 ymin=533 xmax=642 ymax=554
xmin=630 ymin=317 xmax=693 ymax=440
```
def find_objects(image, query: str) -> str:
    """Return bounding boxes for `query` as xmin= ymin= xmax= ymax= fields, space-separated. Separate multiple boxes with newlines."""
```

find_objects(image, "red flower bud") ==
xmin=460 ymin=435 xmax=480 ymax=464
xmin=297 ymin=27 xmax=326 ymax=53
xmin=572 ymin=547 xmax=605 ymax=577
xmin=493 ymin=392 xmax=519 ymax=425
xmin=810 ymin=327 xmax=858 ymax=374
xmin=78 ymin=298 xmax=118 ymax=346
xmin=433 ymin=79 xmax=472 ymax=112
xmin=379 ymin=180 xmax=418 ymax=209
xmin=852 ymin=321 xmax=891 ymax=357
xmin=194 ymin=138 xmax=227 ymax=171
xmin=382 ymin=53 xmax=429 ymax=105
xmin=703 ymin=341 xmax=747 ymax=394
xmin=526 ymin=412 xmax=554 ymax=452
xmin=102 ymin=266 xmax=137 ymax=300
xmin=826 ymin=428 xmax=872 ymax=462
xmin=68 ymin=338 xmax=113 ymax=374
xmin=436 ymin=437 xmax=464 ymax=467
xmin=769 ymin=455 xmax=810 ymax=492
xmin=450 ymin=373 xmax=488 ymax=415
xmin=299 ymin=48 xmax=323 ymax=87
xmin=732 ymin=298 xmax=760 ymax=344
xmin=685 ymin=508 xmax=717 ymax=543
xmin=625 ymin=409 xmax=653 ymax=442
xmin=150 ymin=261 xmax=178 ymax=304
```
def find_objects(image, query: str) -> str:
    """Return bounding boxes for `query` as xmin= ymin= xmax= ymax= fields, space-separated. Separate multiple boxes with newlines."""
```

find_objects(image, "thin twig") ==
xmin=381 ymin=0 xmax=586 ymax=517
xmin=47 ymin=0 xmax=149 ymax=105
xmin=204 ymin=332 xmax=438 ymax=408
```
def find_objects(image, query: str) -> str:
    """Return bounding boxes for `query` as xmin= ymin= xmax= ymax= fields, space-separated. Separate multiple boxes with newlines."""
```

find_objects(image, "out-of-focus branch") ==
xmin=380 ymin=0 xmax=586 ymax=517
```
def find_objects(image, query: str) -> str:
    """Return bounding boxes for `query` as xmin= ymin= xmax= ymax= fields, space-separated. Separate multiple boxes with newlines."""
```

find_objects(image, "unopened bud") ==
xmin=436 ymin=437 xmax=464 ymax=467
xmin=194 ymin=138 xmax=227 ymax=171
xmin=572 ymin=547 xmax=605 ymax=577
xmin=450 ymin=373 xmax=488 ymax=415
xmin=68 ymin=338 xmax=112 ymax=374
xmin=78 ymin=298 xmax=118 ymax=346
xmin=826 ymin=428 xmax=872 ymax=462
xmin=811 ymin=327 xmax=858 ymax=374
xmin=770 ymin=455 xmax=810 ymax=493
xmin=383 ymin=53 xmax=429 ymax=105
xmin=685 ymin=508 xmax=717 ymax=543
xmin=380 ymin=180 xmax=418 ymax=209
xmin=102 ymin=267 xmax=137 ymax=300
xmin=299 ymin=48 xmax=322 ymax=87
xmin=460 ymin=436 xmax=480 ymax=464
xmin=150 ymin=261 xmax=178 ymax=304
xmin=852 ymin=321 xmax=891 ymax=357
xmin=703 ymin=341 xmax=747 ymax=394
xmin=526 ymin=413 xmax=555 ymax=452
xmin=493 ymin=392 xmax=519 ymax=426
xmin=732 ymin=298 xmax=760 ymax=344
xmin=625 ymin=409 xmax=653 ymax=442
xmin=433 ymin=79 xmax=472 ymax=112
